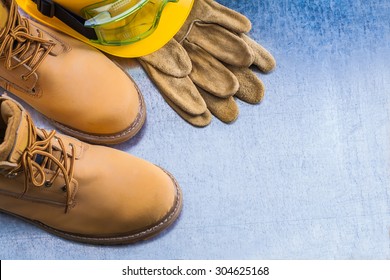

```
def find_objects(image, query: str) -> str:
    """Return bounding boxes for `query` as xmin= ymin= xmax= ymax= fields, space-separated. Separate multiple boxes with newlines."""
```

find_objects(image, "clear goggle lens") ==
xmin=81 ymin=0 xmax=178 ymax=46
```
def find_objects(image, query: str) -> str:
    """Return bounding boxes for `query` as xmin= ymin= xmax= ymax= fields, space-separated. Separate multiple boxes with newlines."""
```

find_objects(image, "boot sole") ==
xmin=0 ymin=170 xmax=183 ymax=245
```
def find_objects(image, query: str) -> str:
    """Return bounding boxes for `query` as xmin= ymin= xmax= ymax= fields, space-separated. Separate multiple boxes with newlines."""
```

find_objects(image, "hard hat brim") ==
xmin=16 ymin=0 xmax=194 ymax=57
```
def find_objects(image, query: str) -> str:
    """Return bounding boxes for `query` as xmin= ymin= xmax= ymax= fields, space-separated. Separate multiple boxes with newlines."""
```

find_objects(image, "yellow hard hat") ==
xmin=16 ymin=0 xmax=194 ymax=57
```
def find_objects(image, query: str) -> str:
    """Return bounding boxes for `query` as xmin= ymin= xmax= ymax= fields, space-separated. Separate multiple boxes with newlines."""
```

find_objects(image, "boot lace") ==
xmin=0 ymin=1 xmax=55 ymax=80
xmin=9 ymin=114 xmax=76 ymax=213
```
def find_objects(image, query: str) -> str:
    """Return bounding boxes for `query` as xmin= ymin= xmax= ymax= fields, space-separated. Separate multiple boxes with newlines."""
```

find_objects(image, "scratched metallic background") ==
xmin=1 ymin=0 xmax=390 ymax=259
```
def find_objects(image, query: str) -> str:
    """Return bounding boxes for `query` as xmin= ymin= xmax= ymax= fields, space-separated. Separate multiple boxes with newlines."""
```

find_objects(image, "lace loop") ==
xmin=0 ymin=1 xmax=55 ymax=80
xmin=11 ymin=115 xmax=76 ymax=213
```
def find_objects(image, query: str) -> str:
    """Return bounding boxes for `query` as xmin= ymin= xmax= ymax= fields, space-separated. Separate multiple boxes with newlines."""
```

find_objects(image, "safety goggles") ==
xmin=83 ymin=0 xmax=179 ymax=45
xmin=32 ymin=0 xmax=178 ymax=45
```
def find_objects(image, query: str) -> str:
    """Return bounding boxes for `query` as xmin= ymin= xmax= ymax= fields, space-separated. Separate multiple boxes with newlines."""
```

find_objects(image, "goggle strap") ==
xmin=32 ymin=0 xmax=98 ymax=40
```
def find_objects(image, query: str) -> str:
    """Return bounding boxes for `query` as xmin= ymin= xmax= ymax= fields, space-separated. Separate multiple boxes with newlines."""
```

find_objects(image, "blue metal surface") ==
xmin=1 ymin=0 xmax=390 ymax=259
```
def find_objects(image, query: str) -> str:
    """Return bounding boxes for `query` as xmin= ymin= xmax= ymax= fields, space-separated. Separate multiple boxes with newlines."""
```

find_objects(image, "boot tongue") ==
xmin=0 ymin=99 xmax=29 ymax=163
xmin=0 ymin=99 xmax=68 ymax=173
xmin=0 ymin=1 xmax=9 ymax=29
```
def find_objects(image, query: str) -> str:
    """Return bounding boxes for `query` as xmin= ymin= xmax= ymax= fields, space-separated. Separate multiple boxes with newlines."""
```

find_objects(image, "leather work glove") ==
xmin=138 ymin=0 xmax=276 ymax=126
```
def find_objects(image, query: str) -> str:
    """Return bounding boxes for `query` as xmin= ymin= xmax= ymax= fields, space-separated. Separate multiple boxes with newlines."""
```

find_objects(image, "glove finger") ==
xmin=198 ymin=87 xmax=239 ymax=123
xmin=201 ymin=0 xmax=251 ymax=33
xmin=226 ymin=65 xmax=265 ymax=104
xmin=182 ymin=22 xmax=254 ymax=67
xmin=161 ymin=93 xmax=213 ymax=127
xmin=176 ymin=0 xmax=251 ymax=40
xmin=139 ymin=39 xmax=192 ymax=78
xmin=139 ymin=60 xmax=207 ymax=115
xmin=183 ymin=40 xmax=239 ymax=98
xmin=240 ymin=34 xmax=276 ymax=73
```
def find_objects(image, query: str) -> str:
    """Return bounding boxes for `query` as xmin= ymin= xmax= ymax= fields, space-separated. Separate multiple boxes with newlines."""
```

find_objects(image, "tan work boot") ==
xmin=0 ymin=96 xmax=181 ymax=245
xmin=0 ymin=0 xmax=145 ymax=145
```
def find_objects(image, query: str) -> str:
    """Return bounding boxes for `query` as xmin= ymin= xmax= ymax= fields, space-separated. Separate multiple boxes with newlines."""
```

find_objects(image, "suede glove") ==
xmin=138 ymin=0 xmax=276 ymax=126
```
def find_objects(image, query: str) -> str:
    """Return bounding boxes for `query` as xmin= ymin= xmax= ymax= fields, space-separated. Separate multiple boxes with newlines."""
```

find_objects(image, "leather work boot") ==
xmin=0 ymin=0 xmax=145 ymax=145
xmin=0 ymin=96 xmax=182 ymax=245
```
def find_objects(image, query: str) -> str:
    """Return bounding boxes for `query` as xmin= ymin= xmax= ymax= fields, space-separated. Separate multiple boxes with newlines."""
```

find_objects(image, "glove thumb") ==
xmin=139 ymin=39 xmax=192 ymax=78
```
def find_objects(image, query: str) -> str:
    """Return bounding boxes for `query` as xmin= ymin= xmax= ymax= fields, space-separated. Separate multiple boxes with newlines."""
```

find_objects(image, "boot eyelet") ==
xmin=61 ymin=186 xmax=67 ymax=192
xmin=44 ymin=181 xmax=52 ymax=188
xmin=6 ymin=172 xmax=18 ymax=179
